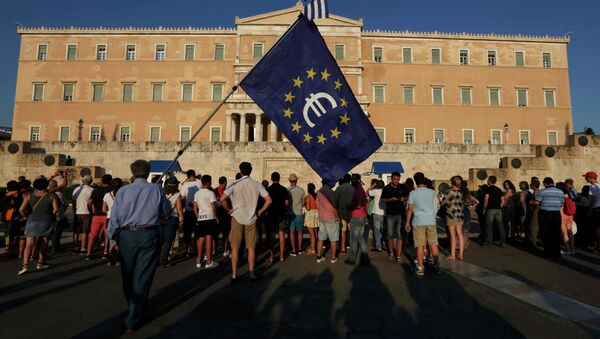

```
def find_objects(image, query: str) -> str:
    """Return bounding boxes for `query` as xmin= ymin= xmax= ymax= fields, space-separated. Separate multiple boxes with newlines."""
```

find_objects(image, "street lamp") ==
xmin=78 ymin=119 xmax=83 ymax=141
xmin=504 ymin=122 xmax=509 ymax=144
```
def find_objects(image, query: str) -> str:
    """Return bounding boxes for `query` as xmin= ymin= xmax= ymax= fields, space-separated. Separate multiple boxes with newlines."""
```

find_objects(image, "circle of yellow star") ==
xmin=291 ymin=121 xmax=302 ymax=133
xmin=317 ymin=133 xmax=327 ymax=144
xmin=321 ymin=69 xmax=331 ymax=81
xmin=303 ymin=133 xmax=313 ymax=143
xmin=340 ymin=113 xmax=351 ymax=125
xmin=330 ymin=127 xmax=341 ymax=139
xmin=284 ymin=91 xmax=295 ymax=103
xmin=293 ymin=76 xmax=304 ymax=88
xmin=334 ymin=79 xmax=342 ymax=90
xmin=306 ymin=68 xmax=316 ymax=80
xmin=340 ymin=98 xmax=348 ymax=107
xmin=283 ymin=107 xmax=294 ymax=118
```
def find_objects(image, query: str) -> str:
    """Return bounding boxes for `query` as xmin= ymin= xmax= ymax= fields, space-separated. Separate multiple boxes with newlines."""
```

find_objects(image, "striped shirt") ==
xmin=536 ymin=186 xmax=564 ymax=211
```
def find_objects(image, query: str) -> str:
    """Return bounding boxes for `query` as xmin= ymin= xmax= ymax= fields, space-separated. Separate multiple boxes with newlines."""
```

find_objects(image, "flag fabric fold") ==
xmin=303 ymin=0 xmax=329 ymax=20
xmin=239 ymin=15 xmax=382 ymax=185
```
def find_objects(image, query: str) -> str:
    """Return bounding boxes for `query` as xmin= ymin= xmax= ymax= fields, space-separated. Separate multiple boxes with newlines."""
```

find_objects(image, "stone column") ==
xmin=255 ymin=113 xmax=263 ymax=142
xmin=225 ymin=113 xmax=233 ymax=142
xmin=269 ymin=120 xmax=277 ymax=142
xmin=239 ymin=113 xmax=247 ymax=142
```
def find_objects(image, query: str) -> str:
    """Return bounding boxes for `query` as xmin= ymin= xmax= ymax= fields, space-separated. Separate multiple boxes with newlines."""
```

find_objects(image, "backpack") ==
xmin=564 ymin=197 xmax=576 ymax=216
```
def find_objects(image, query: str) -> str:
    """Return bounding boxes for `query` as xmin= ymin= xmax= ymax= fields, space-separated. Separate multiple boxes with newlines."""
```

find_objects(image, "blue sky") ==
xmin=0 ymin=0 xmax=598 ymax=132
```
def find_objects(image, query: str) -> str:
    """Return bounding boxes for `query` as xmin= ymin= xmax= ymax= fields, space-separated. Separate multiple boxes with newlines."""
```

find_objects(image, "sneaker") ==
xmin=330 ymin=257 xmax=338 ymax=264
xmin=396 ymin=256 xmax=403 ymax=264
xmin=205 ymin=261 xmax=220 ymax=269
xmin=434 ymin=264 xmax=442 ymax=274
xmin=196 ymin=260 xmax=202 ymax=268
xmin=290 ymin=252 xmax=298 ymax=257
xmin=84 ymin=255 xmax=92 ymax=261
xmin=416 ymin=266 xmax=425 ymax=276
xmin=223 ymin=250 xmax=231 ymax=257
xmin=18 ymin=266 xmax=28 ymax=275
xmin=426 ymin=257 xmax=434 ymax=265
xmin=203 ymin=255 xmax=207 ymax=263
xmin=101 ymin=253 xmax=108 ymax=260
xmin=316 ymin=256 xmax=326 ymax=263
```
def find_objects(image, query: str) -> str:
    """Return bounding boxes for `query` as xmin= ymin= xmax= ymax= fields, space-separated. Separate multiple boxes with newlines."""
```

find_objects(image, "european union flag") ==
xmin=240 ymin=14 xmax=382 ymax=185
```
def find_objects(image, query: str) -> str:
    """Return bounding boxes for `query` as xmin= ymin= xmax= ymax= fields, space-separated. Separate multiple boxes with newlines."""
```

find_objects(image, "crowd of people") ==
xmin=1 ymin=160 xmax=599 ymax=332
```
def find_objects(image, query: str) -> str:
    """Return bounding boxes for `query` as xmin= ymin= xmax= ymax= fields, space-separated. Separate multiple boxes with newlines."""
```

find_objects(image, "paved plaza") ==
xmin=0 ymin=235 xmax=599 ymax=339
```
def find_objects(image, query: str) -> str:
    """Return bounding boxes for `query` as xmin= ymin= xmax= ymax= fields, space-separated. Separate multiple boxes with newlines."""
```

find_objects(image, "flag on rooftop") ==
xmin=239 ymin=14 xmax=382 ymax=185
xmin=303 ymin=0 xmax=329 ymax=20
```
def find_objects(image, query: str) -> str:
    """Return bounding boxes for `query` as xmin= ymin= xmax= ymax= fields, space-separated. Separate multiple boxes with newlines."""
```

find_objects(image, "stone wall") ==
xmin=1 ymin=134 xmax=599 ymax=191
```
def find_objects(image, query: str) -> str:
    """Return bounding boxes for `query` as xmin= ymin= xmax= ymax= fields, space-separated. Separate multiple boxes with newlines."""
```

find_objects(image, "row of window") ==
xmin=31 ymin=82 xmax=225 ymax=103
xmin=372 ymin=85 xmax=557 ymax=107
xmin=35 ymin=42 xmax=260 ymax=61
xmin=373 ymin=128 xmax=560 ymax=145
xmin=367 ymin=46 xmax=552 ymax=67
xmin=30 ymin=125 xmax=222 ymax=143
xmin=35 ymin=43 xmax=554 ymax=68
xmin=29 ymin=124 xmax=558 ymax=146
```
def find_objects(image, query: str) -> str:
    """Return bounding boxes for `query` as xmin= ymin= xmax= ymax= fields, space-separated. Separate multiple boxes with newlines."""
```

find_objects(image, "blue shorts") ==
xmin=289 ymin=214 xmax=305 ymax=232
xmin=385 ymin=215 xmax=403 ymax=240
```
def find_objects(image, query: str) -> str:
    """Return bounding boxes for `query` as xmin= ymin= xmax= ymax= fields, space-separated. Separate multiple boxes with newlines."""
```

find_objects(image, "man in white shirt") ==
xmin=181 ymin=169 xmax=202 ymax=256
xmin=74 ymin=175 xmax=94 ymax=254
xmin=221 ymin=162 xmax=272 ymax=282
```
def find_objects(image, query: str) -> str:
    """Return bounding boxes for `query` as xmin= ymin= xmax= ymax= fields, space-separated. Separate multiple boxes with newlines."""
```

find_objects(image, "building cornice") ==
xmin=362 ymin=29 xmax=569 ymax=43
xmin=17 ymin=26 xmax=236 ymax=35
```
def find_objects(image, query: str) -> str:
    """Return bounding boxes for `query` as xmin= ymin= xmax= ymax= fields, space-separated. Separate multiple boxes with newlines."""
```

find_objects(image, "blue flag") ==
xmin=239 ymin=15 xmax=382 ymax=185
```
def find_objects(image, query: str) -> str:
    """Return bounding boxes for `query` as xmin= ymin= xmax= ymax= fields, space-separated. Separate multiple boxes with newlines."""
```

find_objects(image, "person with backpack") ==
xmin=557 ymin=182 xmax=576 ymax=255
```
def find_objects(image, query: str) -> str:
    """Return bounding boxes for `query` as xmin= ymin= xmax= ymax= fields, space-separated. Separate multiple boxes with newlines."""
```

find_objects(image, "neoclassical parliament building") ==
xmin=12 ymin=2 xmax=572 ymax=146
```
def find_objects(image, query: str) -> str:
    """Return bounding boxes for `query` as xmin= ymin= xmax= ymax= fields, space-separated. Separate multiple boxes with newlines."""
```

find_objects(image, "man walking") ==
xmin=583 ymin=172 xmax=600 ymax=251
xmin=535 ymin=177 xmax=565 ymax=260
xmin=381 ymin=171 xmax=408 ymax=262
xmin=404 ymin=172 xmax=441 ymax=275
xmin=288 ymin=173 xmax=306 ymax=256
xmin=74 ymin=175 xmax=94 ymax=254
xmin=107 ymin=160 xmax=170 ymax=333
xmin=220 ymin=162 xmax=272 ymax=282
xmin=482 ymin=176 xmax=505 ymax=247
xmin=266 ymin=172 xmax=289 ymax=262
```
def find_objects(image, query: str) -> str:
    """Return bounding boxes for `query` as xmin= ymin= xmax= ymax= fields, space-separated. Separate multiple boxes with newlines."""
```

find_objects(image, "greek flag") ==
xmin=304 ymin=0 xmax=329 ymax=20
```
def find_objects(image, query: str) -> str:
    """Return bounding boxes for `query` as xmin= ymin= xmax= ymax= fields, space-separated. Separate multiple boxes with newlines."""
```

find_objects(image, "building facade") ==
xmin=12 ymin=2 xmax=572 ymax=145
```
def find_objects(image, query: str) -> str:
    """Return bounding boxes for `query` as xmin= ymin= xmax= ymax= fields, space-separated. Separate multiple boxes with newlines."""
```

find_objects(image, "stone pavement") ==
xmin=0 ymin=238 xmax=599 ymax=339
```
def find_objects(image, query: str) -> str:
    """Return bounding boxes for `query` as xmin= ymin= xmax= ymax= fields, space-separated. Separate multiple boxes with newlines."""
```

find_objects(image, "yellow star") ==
xmin=317 ymin=133 xmax=327 ymax=145
xmin=340 ymin=98 xmax=348 ymax=107
xmin=293 ymin=76 xmax=303 ymax=88
xmin=321 ymin=69 xmax=331 ymax=81
xmin=340 ymin=113 xmax=351 ymax=125
xmin=330 ymin=127 xmax=341 ymax=139
xmin=306 ymin=68 xmax=316 ymax=80
xmin=291 ymin=121 xmax=302 ymax=133
xmin=283 ymin=107 xmax=294 ymax=118
xmin=303 ymin=133 xmax=313 ymax=143
xmin=334 ymin=79 xmax=342 ymax=90
xmin=284 ymin=91 xmax=295 ymax=103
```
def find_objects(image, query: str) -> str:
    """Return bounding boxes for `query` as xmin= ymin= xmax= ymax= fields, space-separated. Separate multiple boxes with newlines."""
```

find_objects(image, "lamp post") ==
xmin=504 ymin=122 xmax=509 ymax=144
xmin=78 ymin=119 xmax=83 ymax=141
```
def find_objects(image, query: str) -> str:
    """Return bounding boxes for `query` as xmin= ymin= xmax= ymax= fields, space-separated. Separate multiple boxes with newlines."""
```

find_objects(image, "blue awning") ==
xmin=149 ymin=160 xmax=182 ymax=173
xmin=372 ymin=161 xmax=404 ymax=174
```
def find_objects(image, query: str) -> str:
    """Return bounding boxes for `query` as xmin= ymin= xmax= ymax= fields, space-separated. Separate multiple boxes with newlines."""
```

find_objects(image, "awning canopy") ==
xmin=371 ymin=161 xmax=404 ymax=174
xmin=149 ymin=160 xmax=182 ymax=173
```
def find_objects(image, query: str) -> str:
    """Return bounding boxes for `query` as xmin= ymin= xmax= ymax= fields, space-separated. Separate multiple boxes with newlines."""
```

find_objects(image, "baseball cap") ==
xmin=582 ymin=171 xmax=598 ymax=180
xmin=289 ymin=173 xmax=299 ymax=181
xmin=166 ymin=176 xmax=180 ymax=186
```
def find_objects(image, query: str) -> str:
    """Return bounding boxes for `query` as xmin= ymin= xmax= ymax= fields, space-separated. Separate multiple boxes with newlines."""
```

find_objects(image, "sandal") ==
xmin=18 ymin=265 xmax=28 ymax=275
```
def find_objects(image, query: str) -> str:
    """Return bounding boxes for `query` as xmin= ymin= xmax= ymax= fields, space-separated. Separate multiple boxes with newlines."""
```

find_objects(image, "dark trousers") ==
xmin=118 ymin=229 xmax=160 ymax=329
xmin=539 ymin=210 xmax=562 ymax=259
xmin=159 ymin=217 xmax=179 ymax=266
xmin=182 ymin=211 xmax=196 ymax=249
xmin=51 ymin=219 xmax=67 ymax=253
xmin=485 ymin=209 xmax=505 ymax=244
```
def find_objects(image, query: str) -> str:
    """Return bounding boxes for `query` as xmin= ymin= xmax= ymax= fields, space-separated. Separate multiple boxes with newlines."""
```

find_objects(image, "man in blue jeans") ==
xmin=381 ymin=172 xmax=408 ymax=262
xmin=483 ymin=176 xmax=506 ymax=247
xmin=107 ymin=160 xmax=170 ymax=333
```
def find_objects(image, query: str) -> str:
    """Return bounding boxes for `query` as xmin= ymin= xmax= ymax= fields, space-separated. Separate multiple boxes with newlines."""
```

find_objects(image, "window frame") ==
xmin=490 ymin=129 xmax=503 ymax=145
xmin=214 ymin=43 xmax=225 ymax=60
xmin=210 ymin=126 xmax=222 ymax=142
xmin=433 ymin=128 xmax=445 ymax=144
xmin=184 ymin=44 xmax=196 ymax=61
xmin=544 ymin=88 xmax=556 ymax=107
xmin=404 ymin=128 xmax=416 ymax=144
xmin=403 ymin=85 xmax=415 ymax=104
xmin=58 ymin=126 xmax=71 ymax=142
xmin=89 ymin=126 xmax=102 ymax=141
xmin=96 ymin=44 xmax=107 ymax=61
xmin=373 ymin=84 xmax=386 ymax=104
xmin=487 ymin=49 xmax=497 ymax=66
xmin=29 ymin=125 xmax=41 ymax=141
xmin=542 ymin=52 xmax=552 ymax=68
xmin=515 ymin=50 xmax=525 ymax=67
xmin=519 ymin=130 xmax=531 ymax=145
xmin=179 ymin=126 xmax=192 ymax=142
xmin=155 ymin=44 xmax=166 ymax=61
xmin=431 ymin=86 xmax=444 ymax=105
xmin=547 ymin=130 xmax=558 ymax=145
xmin=119 ymin=126 xmax=131 ymax=141
xmin=37 ymin=44 xmax=48 ymax=61
xmin=62 ymin=83 xmax=75 ymax=102
xmin=66 ymin=43 xmax=78 ymax=61
xmin=122 ymin=83 xmax=134 ymax=102
xmin=149 ymin=126 xmax=161 ymax=142
xmin=92 ymin=83 xmax=105 ymax=102
xmin=375 ymin=127 xmax=386 ymax=143
xmin=334 ymin=44 xmax=345 ymax=60
xmin=459 ymin=48 xmax=469 ymax=65
xmin=125 ymin=44 xmax=136 ymax=61
xmin=181 ymin=83 xmax=194 ymax=102
xmin=488 ymin=87 xmax=501 ymax=106
xmin=460 ymin=87 xmax=472 ymax=105
xmin=516 ymin=88 xmax=529 ymax=107
xmin=372 ymin=45 xmax=384 ymax=63
xmin=252 ymin=42 xmax=264 ymax=60
xmin=462 ymin=128 xmax=474 ymax=144
xmin=431 ymin=47 xmax=441 ymax=64
xmin=152 ymin=83 xmax=164 ymax=102
xmin=402 ymin=47 xmax=413 ymax=64
xmin=212 ymin=83 xmax=225 ymax=102
xmin=32 ymin=83 xmax=45 ymax=101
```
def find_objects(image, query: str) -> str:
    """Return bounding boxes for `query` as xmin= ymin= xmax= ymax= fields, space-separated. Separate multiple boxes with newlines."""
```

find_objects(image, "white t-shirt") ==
xmin=182 ymin=180 xmax=202 ymax=212
xmin=167 ymin=192 xmax=181 ymax=217
xmin=369 ymin=189 xmax=384 ymax=216
xmin=224 ymin=176 xmax=269 ymax=225
xmin=194 ymin=188 xmax=216 ymax=221
xmin=75 ymin=185 xmax=94 ymax=215
xmin=103 ymin=192 xmax=115 ymax=218
xmin=590 ymin=183 xmax=600 ymax=208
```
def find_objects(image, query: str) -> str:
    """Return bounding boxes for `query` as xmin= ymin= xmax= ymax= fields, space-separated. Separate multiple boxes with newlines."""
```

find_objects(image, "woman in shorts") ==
xmin=193 ymin=175 xmax=220 ymax=269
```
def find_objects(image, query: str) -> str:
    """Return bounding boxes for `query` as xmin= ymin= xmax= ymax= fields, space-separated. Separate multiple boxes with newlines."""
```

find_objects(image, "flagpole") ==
xmin=157 ymin=14 xmax=306 ymax=183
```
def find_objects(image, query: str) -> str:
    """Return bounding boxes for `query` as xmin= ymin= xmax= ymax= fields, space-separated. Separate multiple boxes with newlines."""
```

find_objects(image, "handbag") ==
xmin=571 ymin=220 xmax=578 ymax=235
